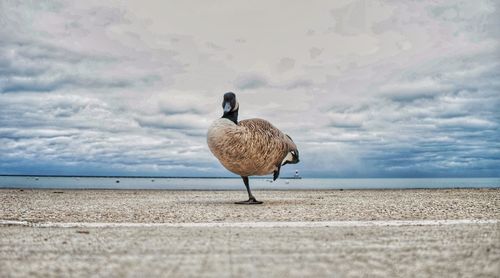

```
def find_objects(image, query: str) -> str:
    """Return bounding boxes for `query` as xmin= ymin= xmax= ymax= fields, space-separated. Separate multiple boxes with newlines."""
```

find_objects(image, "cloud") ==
xmin=329 ymin=0 xmax=371 ymax=36
xmin=328 ymin=113 xmax=364 ymax=129
xmin=0 ymin=91 xmax=217 ymax=176
xmin=234 ymin=73 xmax=314 ymax=91
xmin=0 ymin=0 xmax=499 ymax=178
xmin=136 ymin=114 xmax=210 ymax=130
xmin=309 ymin=47 xmax=323 ymax=59
xmin=234 ymin=73 xmax=270 ymax=90
xmin=0 ymin=38 xmax=166 ymax=93
xmin=276 ymin=57 xmax=296 ymax=73
xmin=379 ymin=78 xmax=452 ymax=102
xmin=313 ymin=50 xmax=500 ymax=177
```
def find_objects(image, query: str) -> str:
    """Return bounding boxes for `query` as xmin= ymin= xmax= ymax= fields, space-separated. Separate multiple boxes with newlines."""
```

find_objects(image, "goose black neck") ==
xmin=222 ymin=110 xmax=238 ymax=124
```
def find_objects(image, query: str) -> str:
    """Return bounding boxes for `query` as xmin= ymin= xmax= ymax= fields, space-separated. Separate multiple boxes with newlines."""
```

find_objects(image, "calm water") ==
xmin=0 ymin=176 xmax=499 ymax=190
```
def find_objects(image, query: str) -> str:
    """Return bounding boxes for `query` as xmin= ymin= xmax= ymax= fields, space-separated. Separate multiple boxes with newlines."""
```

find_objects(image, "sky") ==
xmin=0 ymin=0 xmax=499 ymax=178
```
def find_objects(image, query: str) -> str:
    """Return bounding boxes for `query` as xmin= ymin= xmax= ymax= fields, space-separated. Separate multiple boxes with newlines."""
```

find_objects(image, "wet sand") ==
xmin=1 ymin=189 xmax=499 ymax=277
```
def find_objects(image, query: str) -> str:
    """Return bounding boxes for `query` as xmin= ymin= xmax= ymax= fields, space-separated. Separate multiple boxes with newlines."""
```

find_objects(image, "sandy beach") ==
xmin=1 ymin=189 xmax=499 ymax=277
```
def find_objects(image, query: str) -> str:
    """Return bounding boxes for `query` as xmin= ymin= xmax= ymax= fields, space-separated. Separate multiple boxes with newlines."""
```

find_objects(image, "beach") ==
xmin=1 ymin=189 xmax=499 ymax=277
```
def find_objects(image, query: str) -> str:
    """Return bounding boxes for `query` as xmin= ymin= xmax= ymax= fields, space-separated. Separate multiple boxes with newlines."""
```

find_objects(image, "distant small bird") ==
xmin=207 ymin=92 xmax=300 ymax=204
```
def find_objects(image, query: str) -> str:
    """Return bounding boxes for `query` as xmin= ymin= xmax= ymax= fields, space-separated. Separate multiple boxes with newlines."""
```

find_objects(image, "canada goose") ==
xmin=207 ymin=92 xmax=300 ymax=204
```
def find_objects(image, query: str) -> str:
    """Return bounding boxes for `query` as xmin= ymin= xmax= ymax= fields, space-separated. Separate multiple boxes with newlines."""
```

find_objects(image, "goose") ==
xmin=207 ymin=92 xmax=300 ymax=204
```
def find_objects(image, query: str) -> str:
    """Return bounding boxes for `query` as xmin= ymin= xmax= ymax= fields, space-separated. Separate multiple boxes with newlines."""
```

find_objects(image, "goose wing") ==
xmin=235 ymin=118 xmax=296 ymax=175
xmin=207 ymin=118 xmax=296 ymax=176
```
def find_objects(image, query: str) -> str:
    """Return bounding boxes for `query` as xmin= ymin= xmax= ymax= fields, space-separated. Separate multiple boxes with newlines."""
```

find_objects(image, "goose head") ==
xmin=221 ymin=92 xmax=239 ymax=124
xmin=222 ymin=92 xmax=239 ymax=114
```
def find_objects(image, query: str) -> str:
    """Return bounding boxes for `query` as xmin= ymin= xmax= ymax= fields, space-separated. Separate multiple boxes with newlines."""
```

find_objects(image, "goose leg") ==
xmin=235 ymin=176 xmax=263 ymax=205
xmin=273 ymin=165 xmax=281 ymax=181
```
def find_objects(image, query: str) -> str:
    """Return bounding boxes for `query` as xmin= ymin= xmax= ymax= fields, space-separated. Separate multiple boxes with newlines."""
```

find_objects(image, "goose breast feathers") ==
xmin=207 ymin=118 xmax=297 ymax=177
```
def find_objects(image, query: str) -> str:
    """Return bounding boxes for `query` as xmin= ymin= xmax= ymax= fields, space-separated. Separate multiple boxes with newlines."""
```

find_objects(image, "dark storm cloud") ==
xmin=320 ymin=56 xmax=500 ymax=177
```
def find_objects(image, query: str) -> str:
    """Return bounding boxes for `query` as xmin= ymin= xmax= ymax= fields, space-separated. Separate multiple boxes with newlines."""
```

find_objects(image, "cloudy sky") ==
xmin=0 ymin=0 xmax=499 ymax=177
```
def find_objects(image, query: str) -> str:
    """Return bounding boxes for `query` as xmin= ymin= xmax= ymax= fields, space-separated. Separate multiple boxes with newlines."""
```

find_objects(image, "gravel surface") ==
xmin=1 ymin=224 xmax=498 ymax=277
xmin=1 ymin=189 xmax=499 ymax=277
xmin=1 ymin=189 xmax=498 ymax=223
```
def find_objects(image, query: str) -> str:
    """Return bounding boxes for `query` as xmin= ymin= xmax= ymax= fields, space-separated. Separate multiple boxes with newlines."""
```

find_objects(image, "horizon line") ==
xmin=1 ymin=174 xmax=499 ymax=179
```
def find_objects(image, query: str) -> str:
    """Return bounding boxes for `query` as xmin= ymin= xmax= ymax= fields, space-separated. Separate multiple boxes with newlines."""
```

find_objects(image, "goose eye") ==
xmin=291 ymin=151 xmax=296 ymax=156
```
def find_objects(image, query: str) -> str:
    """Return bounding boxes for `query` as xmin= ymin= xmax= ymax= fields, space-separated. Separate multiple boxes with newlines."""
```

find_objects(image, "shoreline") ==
xmin=2 ymin=187 xmax=500 ymax=190
xmin=2 ymin=177 xmax=499 ymax=191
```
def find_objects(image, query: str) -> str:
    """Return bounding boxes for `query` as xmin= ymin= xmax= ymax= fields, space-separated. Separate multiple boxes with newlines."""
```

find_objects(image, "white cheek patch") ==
xmin=281 ymin=152 xmax=294 ymax=165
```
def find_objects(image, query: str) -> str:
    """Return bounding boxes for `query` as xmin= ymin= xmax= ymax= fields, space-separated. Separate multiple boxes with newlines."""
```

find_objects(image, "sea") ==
xmin=0 ymin=176 xmax=499 ymax=190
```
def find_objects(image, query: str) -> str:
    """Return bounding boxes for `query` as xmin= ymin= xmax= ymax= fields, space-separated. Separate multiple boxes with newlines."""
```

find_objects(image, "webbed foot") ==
xmin=235 ymin=198 xmax=263 ymax=205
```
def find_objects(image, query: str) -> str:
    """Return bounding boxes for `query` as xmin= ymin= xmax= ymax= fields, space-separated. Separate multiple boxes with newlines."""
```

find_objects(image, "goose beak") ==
xmin=223 ymin=102 xmax=232 ymax=113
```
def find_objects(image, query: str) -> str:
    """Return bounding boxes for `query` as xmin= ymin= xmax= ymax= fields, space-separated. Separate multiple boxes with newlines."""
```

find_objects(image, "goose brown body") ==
xmin=207 ymin=118 xmax=297 ymax=177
